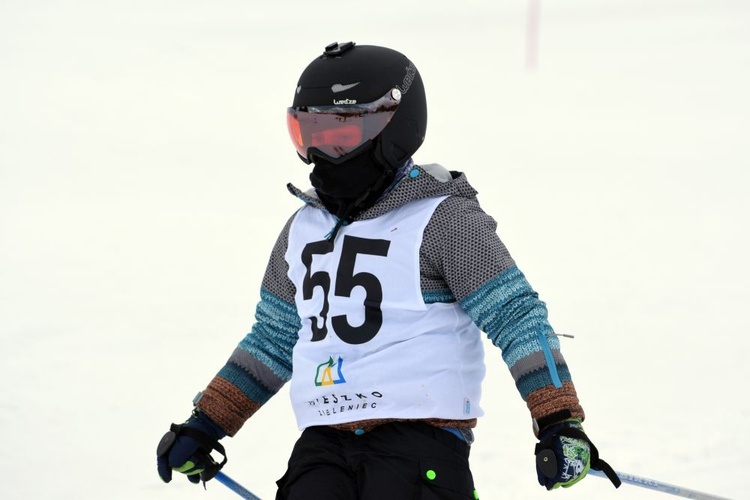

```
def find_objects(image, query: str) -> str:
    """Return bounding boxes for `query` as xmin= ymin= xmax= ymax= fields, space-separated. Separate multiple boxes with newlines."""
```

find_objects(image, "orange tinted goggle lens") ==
xmin=287 ymin=112 xmax=372 ymax=159
xmin=287 ymin=89 xmax=400 ymax=161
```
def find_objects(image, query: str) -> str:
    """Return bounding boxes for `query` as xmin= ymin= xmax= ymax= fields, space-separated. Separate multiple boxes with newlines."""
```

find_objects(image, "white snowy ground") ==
xmin=1 ymin=1 xmax=748 ymax=499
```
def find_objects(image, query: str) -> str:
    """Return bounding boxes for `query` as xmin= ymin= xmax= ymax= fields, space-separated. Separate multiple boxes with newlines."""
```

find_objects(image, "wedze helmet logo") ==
xmin=397 ymin=63 xmax=417 ymax=95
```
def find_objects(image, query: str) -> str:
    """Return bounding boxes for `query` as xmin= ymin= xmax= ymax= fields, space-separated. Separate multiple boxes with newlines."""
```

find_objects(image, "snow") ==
xmin=1 ymin=1 xmax=748 ymax=499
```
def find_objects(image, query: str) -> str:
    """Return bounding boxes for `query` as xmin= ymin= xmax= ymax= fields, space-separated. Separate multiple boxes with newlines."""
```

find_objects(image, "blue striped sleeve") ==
xmin=460 ymin=266 xmax=572 ymax=399
xmin=216 ymin=286 xmax=301 ymax=404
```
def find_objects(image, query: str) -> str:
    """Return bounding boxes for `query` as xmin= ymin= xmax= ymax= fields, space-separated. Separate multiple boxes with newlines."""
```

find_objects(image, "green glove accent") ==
xmin=536 ymin=419 xmax=591 ymax=489
xmin=535 ymin=416 xmax=621 ymax=490
xmin=551 ymin=432 xmax=591 ymax=488
xmin=174 ymin=460 xmax=205 ymax=476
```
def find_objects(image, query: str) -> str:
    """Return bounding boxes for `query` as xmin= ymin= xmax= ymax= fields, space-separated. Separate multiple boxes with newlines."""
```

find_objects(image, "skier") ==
xmin=156 ymin=41 xmax=620 ymax=499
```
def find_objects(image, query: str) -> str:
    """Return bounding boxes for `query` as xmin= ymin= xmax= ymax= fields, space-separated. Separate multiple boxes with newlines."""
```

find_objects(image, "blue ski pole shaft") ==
xmin=589 ymin=469 xmax=731 ymax=500
xmin=215 ymin=471 xmax=261 ymax=500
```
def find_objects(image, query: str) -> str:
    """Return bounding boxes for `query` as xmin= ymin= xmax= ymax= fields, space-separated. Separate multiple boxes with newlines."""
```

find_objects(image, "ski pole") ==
xmin=589 ymin=468 xmax=731 ymax=500
xmin=215 ymin=471 xmax=262 ymax=500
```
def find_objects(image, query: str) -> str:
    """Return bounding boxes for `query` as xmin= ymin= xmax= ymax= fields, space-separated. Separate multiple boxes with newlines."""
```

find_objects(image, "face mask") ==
xmin=310 ymin=149 xmax=387 ymax=202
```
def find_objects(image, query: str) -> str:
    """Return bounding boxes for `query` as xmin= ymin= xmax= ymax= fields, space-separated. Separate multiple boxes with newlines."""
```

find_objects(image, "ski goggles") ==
xmin=287 ymin=88 xmax=402 ymax=163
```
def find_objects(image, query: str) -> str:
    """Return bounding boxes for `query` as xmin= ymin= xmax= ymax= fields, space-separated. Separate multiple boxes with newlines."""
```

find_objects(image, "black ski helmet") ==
xmin=289 ymin=42 xmax=427 ymax=170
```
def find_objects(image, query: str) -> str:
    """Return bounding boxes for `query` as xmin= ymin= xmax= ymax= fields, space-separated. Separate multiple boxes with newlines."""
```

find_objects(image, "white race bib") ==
xmin=286 ymin=196 xmax=485 ymax=429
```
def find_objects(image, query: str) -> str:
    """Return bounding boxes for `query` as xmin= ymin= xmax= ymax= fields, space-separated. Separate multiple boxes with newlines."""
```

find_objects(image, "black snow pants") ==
xmin=275 ymin=421 xmax=477 ymax=499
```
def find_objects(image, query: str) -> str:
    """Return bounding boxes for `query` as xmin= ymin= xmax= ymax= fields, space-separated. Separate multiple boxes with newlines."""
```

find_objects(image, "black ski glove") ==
xmin=157 ymin=409 xmax=228 ymax=484
xmin=534 ymin=412 xmax=620 ymax=490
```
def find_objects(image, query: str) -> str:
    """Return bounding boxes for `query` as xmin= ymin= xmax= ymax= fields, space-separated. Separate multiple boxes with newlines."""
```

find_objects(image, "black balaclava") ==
xmin=310 ymin=145 xmax=394 ymax=225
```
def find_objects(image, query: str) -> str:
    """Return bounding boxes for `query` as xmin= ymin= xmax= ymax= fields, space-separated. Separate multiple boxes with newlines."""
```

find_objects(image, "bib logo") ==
xmin=315 ymin=356 xmax=346 ymax=386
